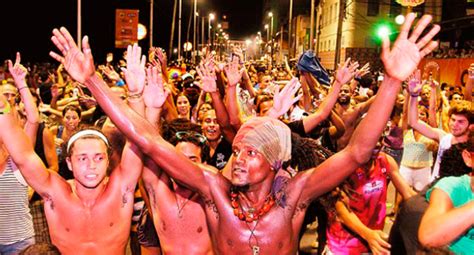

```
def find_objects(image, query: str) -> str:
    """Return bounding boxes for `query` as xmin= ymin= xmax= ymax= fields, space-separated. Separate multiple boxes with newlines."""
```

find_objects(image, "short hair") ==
xmin=255 ymin=95 xmax=273 ymax=114
xmin=66 ymin=126 xmax=112 ymax=157
xmin=62 ymin=104 xmax=82 ymax=119
xmin=170 ymin=131 xmax=210 ymax=163
xmin=448 ymin=100 xmax=473 ymax=124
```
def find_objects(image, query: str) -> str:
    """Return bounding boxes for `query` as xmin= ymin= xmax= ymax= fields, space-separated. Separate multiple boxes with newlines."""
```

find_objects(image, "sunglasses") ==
xmin=175 ymin=131 xmax=207 ymax=144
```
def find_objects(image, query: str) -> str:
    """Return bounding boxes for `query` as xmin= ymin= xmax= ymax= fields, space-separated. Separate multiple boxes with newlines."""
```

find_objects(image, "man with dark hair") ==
xmin=50 ymin=13 xmax=439 ymax=254
xmin=0 ymin=46 xmax=146 ymax=254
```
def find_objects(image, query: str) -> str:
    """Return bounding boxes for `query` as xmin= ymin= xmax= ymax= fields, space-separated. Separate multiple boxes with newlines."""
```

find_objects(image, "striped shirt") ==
xmin=0 ymin=157 xmax=35 ymax=244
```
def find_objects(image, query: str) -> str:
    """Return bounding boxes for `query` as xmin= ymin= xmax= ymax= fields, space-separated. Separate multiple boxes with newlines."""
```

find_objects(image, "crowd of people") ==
xmin=0 ymin=13 xmax=472 ymax=255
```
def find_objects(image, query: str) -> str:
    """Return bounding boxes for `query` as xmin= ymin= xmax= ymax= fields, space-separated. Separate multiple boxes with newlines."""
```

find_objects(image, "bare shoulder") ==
xmin=200 ymin=163 xmax=231 ymax=192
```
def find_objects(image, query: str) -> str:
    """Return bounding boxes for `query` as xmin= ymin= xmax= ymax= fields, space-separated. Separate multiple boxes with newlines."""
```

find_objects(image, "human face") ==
xmin=338 ymin=85 xmax=352 ymax=105
xmin=66 ymin=138 xmax=109 ymax=189
xmin=451 ymin=94 xmax=463 ymax=104
xmin=63 ymin=110 xmax=81 ymax=131
xmin=258 ymin=100 xmax=273 ymax=116
xmin=177 ymin=95 xmax=190 ymax=116
xmin=418 ymin=107 xmax=428 ymax=122
xmin=420 ymin=86 xmax=431 ymax=103
xmin=396 ymin=94 xmax=405 ymax=109
xmin=198 ymin=103 xmax=213 ymax=122
xmin=231 ymin=143 xmax=272 ymax=187
xmin=1 ymin=84 xmax=17 ymax=105
xmin=448 ymin=114 xmax=470 ymax=137
xmin=202 ymin=110 xmax=221 ymax=142
xmin=260 ymin=75 xmax=272 ymax=90
xmin=176 ymin=141 xmax=202 ymax=163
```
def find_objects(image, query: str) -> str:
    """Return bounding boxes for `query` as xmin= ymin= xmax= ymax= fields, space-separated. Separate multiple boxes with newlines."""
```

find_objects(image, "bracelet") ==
xmin=410 ymin=93 xmax=420 ymax=97
xmin=0 ymin=102 xmax=11 ymax=115
xmin=18 ymin=86 xmax=28 ymax=92
xmin=127 ymin=91 xmax=143 ymax=101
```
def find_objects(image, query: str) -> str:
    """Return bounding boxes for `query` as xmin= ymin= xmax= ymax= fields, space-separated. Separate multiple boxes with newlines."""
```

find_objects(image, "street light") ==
xmin=268 ymin=11 xmax=274 ymax=65
xmin=208 ymin=13 xmax=215 ymax=48
xmin=268 ymin=12 xmax=274 ymax=39
xmin=264 ymin=24 xmax=269 ymax=42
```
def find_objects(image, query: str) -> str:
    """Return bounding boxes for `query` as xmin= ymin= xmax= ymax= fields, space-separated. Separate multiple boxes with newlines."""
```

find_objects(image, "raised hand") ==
xmin=381 ymin=13 xmax=440 ymax=82
xmin=100 ymin=65 xmax=121 ymax=82
xmin=224 ymin=59 xmax=244 ymax=87
xmin=144 ymin=66 xmax=169 ymax=108
xmin=355 ymin=62 xmax=371 ymax=79
xmin=334 ymin=58 xmax=359 ymax=85
xmin=121 ymin=44 xmax=146 ymax=94
xmin=407 ymin=69 xmax=422 ymax=96
xmin=7 ymin=52 xmax=28 ymax=86
xmin=267 ymin=77 xmax=303 ymax=118
xmin=50 ymin=27 xmax=96 ymax=84
xmin=196 ymin=63 xmax=217 ymax=93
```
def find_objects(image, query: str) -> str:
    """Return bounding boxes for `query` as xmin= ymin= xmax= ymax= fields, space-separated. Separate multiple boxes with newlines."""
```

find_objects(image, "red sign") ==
xmin=115 ymin=9 xmax=139 ymax=48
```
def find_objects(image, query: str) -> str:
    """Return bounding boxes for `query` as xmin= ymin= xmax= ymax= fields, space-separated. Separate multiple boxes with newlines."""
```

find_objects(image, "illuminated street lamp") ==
xmin=208 ymin=13 xmax=215 ymax=47
xmin=264 ymin=24 xmax=269 ymax=42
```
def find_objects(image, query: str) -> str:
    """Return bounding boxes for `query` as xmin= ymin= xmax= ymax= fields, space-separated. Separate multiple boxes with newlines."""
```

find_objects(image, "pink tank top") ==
xmin=326 ymin=153 xmax=390 ymax=254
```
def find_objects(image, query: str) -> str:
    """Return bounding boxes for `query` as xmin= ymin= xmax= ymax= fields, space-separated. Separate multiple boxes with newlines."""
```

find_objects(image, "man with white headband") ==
xmin=50 ymin=13 xmax=439 ymax=254
xmin=0 ymin=99 xmax=144 ymax=253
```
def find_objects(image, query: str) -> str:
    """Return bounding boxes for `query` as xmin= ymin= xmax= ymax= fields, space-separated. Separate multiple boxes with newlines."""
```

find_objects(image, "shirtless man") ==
xmin=50 ymin=13 xmax=439 ymax=254
xmin=136 ymin=62 xmax=214 ymax=254
xmin=0 ymin=47 xmax=145 ymax=255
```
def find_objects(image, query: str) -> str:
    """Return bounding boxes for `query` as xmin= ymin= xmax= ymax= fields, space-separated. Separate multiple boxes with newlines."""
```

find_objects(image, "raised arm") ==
xmin=49 ymin=27 xmax=214 ymax=197
xmin=297 ymin=13 xmax=440 ymax=201
xmin=115 ymin=43 xmax=147 ymax=188
xmin=302 ymin=59 xmax=358 ymax=133
xmin=266 ymin=77 xmax=302 ymax=119
xmin=407 ymin=71 xmax=445 ymax=141
xmin=0 ymin=95 xmax=66 ymax=197
xmin=8 ymin=52 xmax=40 ymax=140
xmin=198 ymin=61 xmax=236 ymax=142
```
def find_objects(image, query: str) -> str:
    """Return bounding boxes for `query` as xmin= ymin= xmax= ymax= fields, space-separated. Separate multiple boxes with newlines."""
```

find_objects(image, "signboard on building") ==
xmin=396 ymin=0 xmax=425 ymax=7
xmin=115 ymin=9 xmax=139 ymax=48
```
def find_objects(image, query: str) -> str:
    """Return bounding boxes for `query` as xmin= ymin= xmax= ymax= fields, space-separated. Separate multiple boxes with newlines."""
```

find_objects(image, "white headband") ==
xmin=67 ymin=130 xmax=110 ymax=153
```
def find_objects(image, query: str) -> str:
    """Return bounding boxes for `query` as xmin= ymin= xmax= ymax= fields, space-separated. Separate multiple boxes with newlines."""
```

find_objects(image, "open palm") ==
xmin=50 ymin=27 xmax=96 ymax=84
xmin=381 ymin=14 xmax=440 ymax=82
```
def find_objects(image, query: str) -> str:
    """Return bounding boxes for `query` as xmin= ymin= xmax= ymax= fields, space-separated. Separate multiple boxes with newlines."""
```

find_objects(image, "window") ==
xmin=329 ymin=5 xmax=333 ymax=24
xmin=367 ymin=0 xmax=380 ymax=16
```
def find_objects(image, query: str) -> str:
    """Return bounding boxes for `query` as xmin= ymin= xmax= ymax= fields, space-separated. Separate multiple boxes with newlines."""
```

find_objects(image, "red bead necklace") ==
xmin=230 ymin=190 xmax=275 ymax=223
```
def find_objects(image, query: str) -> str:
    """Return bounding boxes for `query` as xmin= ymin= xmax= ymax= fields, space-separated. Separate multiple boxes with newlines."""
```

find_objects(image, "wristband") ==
xmin=127 ymin=91 xmax=143 ymax=101
xmin=0 ymin=102 xmax=11 ymax=115
xmin=410 ymin=93 xmax=419 ymax=97
xmin=18 ymin=86 xmax=28 ymax=92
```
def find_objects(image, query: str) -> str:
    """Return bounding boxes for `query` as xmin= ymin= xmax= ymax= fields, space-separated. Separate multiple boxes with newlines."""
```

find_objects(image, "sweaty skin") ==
xmin=142 ymin=141 xmax=214 ymax=255
xmin=49 ymin=13 xmax=439 ymax=254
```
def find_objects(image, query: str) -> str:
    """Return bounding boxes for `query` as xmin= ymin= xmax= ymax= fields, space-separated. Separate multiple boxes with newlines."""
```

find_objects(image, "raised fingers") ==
xmin=408 ymin=15 xmax=433 ymax=43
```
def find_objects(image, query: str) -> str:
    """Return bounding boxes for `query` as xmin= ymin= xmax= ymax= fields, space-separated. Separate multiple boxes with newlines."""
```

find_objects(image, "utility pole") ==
xmin=150 ymin=0 xmax=154 ymax=48
xmin=193 ymin=0 xmax=197 ymax=63
xmin=169 ymin=0 xmax=177 ymax=57
xmin=288 ymin=0 xmax=293 ymax=58
xmin=310 ymin=0 xmax=315 ymax=50
xmin=334 ymin=0 xmax=346 ymax=70
xmin=178 ymin=0 xmax=182 ymax=61
xmin=77 ymin=0 xmax=82 ymax=48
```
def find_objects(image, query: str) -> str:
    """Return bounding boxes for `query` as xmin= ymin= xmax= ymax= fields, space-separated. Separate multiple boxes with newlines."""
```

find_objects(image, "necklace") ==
xmin=176 ymin=192 xmax=196 ymax=218
xmin=230 ymin=190 xmax=275 ymax=223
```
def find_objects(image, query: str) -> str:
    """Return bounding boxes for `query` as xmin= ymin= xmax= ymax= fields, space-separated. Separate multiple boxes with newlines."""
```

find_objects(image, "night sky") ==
xmin=1 ymin=0 xmax=263 ymax=64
